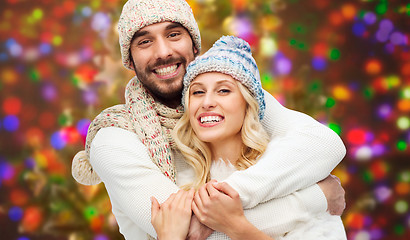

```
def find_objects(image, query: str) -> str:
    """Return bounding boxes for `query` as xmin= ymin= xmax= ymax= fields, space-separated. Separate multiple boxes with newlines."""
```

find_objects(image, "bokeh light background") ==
xmin=0 ymin=0 xmax=409 ymax=239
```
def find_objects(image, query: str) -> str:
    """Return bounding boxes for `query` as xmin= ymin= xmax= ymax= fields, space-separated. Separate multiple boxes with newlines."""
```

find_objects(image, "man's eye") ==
xmin=138 ymin=40 xmax=150 ymax=45
xmin=169 ymin=32 xmax=180 ymax=38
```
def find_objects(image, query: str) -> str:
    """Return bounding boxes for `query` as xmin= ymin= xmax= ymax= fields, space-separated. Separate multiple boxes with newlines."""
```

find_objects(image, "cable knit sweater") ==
xmin=89 ymin=90 xmax=346 ymax=239
xmin=209 ymin=160 xmax=347 ymax=239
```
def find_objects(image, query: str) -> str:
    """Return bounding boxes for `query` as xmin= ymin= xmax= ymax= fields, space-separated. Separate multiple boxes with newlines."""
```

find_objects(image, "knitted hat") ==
xmin=182 ymin=36 xmax=265 ymax=120
xmin=118 ymin=0 xmax=201 ymax=70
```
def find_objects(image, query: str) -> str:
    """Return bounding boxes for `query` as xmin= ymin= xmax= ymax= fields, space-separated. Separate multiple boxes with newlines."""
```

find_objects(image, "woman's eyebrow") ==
xmin=190 ymin=82 xmax=203 ymax=88
xmin=215 ymin=80 xmax=236 ymax=86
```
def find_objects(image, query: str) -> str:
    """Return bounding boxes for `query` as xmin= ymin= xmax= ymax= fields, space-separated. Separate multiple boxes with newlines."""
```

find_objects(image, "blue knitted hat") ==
xmin=182 ymin=36 xmax=265 ymax=120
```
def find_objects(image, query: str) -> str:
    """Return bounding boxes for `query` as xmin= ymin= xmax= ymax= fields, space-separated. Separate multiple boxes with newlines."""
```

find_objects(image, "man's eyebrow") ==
xmin=131 ymin=22 xmax=184 ymax=42
xmin=166 ymin=22 xmax=184 ymax=30
xmin=132 ymin=30 xmax=149 ymax=41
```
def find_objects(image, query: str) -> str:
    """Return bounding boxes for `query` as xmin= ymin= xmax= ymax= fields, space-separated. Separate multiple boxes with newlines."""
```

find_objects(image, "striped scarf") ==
xmin=72 ymin=76 xmax=183 ymax=185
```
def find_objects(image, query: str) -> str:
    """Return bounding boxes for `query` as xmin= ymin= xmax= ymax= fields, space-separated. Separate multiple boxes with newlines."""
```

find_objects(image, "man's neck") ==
xmin=155 ymin=98 xmax=181 ymax=109
xmin=146 ymin=90 xmax=181 ymax=109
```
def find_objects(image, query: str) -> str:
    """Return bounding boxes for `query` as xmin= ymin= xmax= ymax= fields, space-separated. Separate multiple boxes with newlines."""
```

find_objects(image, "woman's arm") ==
xmin=192 ymin=181 xmax=274 ymax=240
xmin=151 ymin=189 xmax=195 ymax=240
xmin=91 ymin=127 xmax=217 ymax=240
xmin=225 ymin=90 xmax=346 ymax=209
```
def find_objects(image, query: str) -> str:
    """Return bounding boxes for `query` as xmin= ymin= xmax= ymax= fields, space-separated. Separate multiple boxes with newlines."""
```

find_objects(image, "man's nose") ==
xmin=154 ymin=38 xmax=173 ymax=59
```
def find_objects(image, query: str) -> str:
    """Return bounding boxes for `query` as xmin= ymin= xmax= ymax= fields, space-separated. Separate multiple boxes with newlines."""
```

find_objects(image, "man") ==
xmin=72 ymin=0 xmax=347 ymax=239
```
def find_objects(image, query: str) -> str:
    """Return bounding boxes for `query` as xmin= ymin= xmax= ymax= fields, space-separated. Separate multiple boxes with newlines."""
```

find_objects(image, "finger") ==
xmin=173 ymin=190 xmax=186 ymax=207
xmin=150 ymin=196 xmax=160 ymax=218
xmin=162 ymin=192 xmax=177 ymax=208
xmin=191 ymin=201 xmax=201 ymax=218
xmin=194 ymin=189 xmax=204 ymax=211
xmin=206 ymin=182 xmax=220 ymax=198
xmin=331 ymin=174 xmax=341 ymax=184
xmin=198 ymin=184 xmax=210 ymax=204
xmin=208 ymin=179 xmax=218 ymax=185
xmin=213 ymin=182 xmax=239 ymax=199
xmin=185 ymin=189 xmax=195 ymax=209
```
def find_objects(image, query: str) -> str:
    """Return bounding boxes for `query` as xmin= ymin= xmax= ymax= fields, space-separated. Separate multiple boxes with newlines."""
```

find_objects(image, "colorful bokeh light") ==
xmin=0 ymin=0 xmax=409 ymax=239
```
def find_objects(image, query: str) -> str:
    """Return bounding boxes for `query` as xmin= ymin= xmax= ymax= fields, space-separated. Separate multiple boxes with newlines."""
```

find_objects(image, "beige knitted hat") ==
xmin=118 ymin=0 xmax=202 ymax=70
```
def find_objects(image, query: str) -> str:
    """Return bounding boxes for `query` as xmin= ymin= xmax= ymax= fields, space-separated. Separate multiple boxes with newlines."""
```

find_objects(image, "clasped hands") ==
xmin=151 ymin=180 xmax=240 ymax=240
xmin=151 ymin=175 xmax=346 ymax=240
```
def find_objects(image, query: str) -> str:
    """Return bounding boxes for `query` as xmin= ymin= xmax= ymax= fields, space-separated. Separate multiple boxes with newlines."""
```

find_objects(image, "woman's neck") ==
xmin=208 ymin=136 xmax=242 ymax=165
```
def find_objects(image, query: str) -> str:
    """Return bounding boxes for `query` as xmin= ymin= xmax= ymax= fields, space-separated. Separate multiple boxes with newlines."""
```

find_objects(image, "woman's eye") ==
xmin=219 ymin=89 xmax=231 ymax=93
xmin=192 ymin=90 xmax=205 ymax=95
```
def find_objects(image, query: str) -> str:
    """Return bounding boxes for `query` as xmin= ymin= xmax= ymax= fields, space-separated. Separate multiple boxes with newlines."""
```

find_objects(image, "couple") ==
xmin=71 ymin=0 xmax=347 ymax=239
xmin=151 ymin=35 xmax=347 ymax=240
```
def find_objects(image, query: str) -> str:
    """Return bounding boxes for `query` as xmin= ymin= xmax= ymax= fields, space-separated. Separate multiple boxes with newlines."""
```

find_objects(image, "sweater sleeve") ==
xmin=89 ymin=127 xmax=180 ymax=238
xmin=224 ymin=90 xmax=346 ymax=209
xmin=242 ymin=184 xmax=327 ymax=238
xmin=207 ymin=184 xmax=327 ymax=239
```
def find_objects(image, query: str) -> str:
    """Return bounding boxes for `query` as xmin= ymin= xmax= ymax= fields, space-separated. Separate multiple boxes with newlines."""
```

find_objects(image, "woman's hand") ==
xmin=192 ymin=181 xmax=274 ymax=240
xmin=151 ymin=189 xmax=195 ymax=240
xmin=192 ymin=181 xmax=247 ymax=236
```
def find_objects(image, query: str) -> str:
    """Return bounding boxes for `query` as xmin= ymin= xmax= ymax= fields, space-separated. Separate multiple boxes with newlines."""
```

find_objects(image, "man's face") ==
xmin=130 ymin=22 xmax=197 ymax=106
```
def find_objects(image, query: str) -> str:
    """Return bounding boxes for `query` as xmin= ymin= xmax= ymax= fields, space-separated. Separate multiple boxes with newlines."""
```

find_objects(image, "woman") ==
xmin=151 ymin=36 xmax=346 ymax=240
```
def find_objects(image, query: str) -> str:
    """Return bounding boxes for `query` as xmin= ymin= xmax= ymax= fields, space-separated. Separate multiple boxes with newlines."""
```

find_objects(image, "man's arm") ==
xmin=225 ymin=90 xmax=346 ymax=209
xmin=197 ymin=183 xmax=332 ymax=239
xmin=90 ymin=127 xmax=180 ymax=238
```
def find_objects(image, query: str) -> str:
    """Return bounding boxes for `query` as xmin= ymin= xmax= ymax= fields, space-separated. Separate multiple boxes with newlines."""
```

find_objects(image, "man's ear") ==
xmin=129 ymin=61 xmax=135 ymax=70
xmin=129 ymin=50 xmax=136 ymax=70
xmin=193 ymin=47 xmax=199 ymax=55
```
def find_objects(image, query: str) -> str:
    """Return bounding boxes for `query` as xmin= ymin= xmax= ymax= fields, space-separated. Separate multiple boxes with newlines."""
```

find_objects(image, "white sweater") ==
xmin=89 ymin=90 xmax=346 ymax=239
xmin=208 ymin=160 xmax=347 ymax=239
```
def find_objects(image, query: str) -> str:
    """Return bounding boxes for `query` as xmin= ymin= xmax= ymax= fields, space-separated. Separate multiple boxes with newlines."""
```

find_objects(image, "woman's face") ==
xmin=188 ymin=72 xmax=247 ymax=145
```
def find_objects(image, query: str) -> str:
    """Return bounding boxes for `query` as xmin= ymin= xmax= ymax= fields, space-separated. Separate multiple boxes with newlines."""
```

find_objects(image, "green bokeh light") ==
xmin=325 ymin=97 xmax=336 ymax=108
xmin=397 ymin=140 xmax=407 ymax=151
xmin=329 ymin=48 xmax=341 ymax=60
xmin=328 ymin=123 xmax=342 ymax=135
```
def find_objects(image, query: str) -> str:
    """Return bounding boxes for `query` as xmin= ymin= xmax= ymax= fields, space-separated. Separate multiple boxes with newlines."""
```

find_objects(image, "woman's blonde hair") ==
xmin=173 ymin=81 xmax=270 ymax=189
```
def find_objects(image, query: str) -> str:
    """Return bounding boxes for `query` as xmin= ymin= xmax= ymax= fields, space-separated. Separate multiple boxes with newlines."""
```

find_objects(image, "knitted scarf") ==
xmin=72 ymin=76 xmax=183 ymax=185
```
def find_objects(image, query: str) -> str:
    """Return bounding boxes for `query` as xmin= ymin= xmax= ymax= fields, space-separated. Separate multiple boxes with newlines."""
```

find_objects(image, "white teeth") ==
xmin=155 ymin=65 xmax=178 ymax=75
xmin=200 ymin=116 xmax=222 ymax=124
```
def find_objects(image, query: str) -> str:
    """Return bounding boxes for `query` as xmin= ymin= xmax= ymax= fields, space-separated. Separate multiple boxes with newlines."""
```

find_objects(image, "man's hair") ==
xmin=173 ymin=81 xmax=269 ymax=189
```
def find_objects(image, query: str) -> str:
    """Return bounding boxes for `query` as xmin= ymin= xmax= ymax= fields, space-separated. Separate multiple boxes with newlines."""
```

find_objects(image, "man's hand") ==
xmin=186 ymin=214 xmax=214 ymax=240
xmin=317 ymin=174 xmax=346 ymax=215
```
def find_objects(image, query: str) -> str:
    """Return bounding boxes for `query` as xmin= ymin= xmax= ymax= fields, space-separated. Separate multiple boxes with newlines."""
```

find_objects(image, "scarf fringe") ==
xmin=72 ymin=77 xmax=183 ymax=185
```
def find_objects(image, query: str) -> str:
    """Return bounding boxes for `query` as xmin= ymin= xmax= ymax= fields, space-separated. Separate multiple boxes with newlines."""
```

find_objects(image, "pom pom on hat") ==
xmin=213 ymin=35 xmax=252 ymax=52
xmin=182 ymin=36 xmax=265 ymax=120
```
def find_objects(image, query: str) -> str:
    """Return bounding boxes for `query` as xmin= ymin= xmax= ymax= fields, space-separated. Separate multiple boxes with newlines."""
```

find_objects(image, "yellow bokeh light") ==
xmin=333 ymin=85 xmax=351 ymax=101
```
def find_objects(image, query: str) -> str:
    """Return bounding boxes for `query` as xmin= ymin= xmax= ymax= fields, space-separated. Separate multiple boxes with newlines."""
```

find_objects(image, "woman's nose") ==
xmin=202 ymin=93 xmax=216 ymax=109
